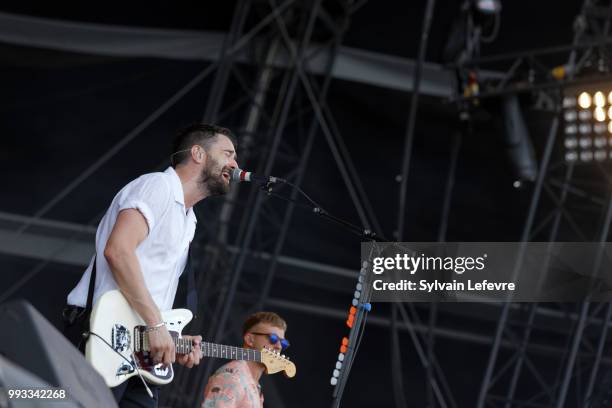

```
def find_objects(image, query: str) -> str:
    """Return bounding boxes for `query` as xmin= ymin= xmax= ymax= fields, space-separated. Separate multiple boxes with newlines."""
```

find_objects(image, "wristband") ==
xmin=145 ymin=322 xmax=165 ymax=333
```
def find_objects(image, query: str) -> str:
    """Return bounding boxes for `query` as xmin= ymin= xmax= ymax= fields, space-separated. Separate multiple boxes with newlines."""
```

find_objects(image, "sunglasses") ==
xmin=250 ymin=332 xmax=290 ymax=350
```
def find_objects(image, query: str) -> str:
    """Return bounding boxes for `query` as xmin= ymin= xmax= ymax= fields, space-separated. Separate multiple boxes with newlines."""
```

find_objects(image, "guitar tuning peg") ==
xmin=281 ymin=354 xmax=285 ymax=358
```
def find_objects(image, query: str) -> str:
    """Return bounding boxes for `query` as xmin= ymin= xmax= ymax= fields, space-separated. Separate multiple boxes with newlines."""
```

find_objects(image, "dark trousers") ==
xmin=62 ymin=305 xmax=159 ymax=408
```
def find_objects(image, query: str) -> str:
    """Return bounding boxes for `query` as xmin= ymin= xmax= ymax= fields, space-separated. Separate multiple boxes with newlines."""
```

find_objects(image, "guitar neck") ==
xmin=175 ymin=338 xmax=262 ymax=362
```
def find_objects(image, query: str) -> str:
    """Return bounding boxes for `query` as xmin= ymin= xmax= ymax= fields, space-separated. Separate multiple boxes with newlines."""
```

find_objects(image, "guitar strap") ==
xmin=184 ymin=247 xmax=198 ymax=319
xmin=83 ymin=256 xmax=97 ymax=334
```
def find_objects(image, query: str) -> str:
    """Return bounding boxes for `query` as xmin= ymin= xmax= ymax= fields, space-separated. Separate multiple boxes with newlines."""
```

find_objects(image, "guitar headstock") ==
xmin=260 ymin=347 xmax=296 ymax=378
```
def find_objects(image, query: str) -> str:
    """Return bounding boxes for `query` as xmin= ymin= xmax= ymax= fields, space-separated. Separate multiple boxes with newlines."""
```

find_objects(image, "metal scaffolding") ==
xmin=457 ymin=1 xmax=612 ymax=407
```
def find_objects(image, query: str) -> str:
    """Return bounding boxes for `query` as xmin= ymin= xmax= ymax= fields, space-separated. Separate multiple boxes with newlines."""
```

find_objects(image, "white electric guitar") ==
xmin=86 ymin=290 xmax=296 ymax=387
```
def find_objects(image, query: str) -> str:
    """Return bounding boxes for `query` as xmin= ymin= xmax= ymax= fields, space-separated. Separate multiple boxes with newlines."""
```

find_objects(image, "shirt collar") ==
xmin=164 ymin=167 xmax=198 ymax=224
xmin=164 ymin=166 xmax=185 ymax=205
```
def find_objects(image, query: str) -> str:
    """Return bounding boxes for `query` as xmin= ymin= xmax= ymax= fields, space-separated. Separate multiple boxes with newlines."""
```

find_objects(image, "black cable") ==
xmin=480 ymin=12 xmax=501 ymax=43
xmin=284 ymin=180 xmax=324 ymax=210
xmin=88 ymin=330 xmax=156 ymax=398
xmin=87 ymin=331 xmax=136 ymax=368
xmin=260 ymin=187 xmax=314 ymax=212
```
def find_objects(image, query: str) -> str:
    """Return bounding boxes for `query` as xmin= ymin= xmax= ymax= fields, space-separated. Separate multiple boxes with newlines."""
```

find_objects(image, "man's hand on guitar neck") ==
xmin=176 ymin=335 xmax=203 ymax=368
xmin=148 ymin=326 xmax=176 ymax=367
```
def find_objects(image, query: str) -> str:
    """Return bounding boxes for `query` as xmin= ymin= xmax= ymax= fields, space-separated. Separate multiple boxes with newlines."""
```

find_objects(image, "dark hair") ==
xmin=171 ymin=123 xmax=236 ymax=168
xmin=242 ymin=312 xmax=287 ymax=335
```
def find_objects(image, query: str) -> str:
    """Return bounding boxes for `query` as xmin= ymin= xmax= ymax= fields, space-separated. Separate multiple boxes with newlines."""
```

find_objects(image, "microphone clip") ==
xmin=261 ymin=181 xmax=276 ymax=194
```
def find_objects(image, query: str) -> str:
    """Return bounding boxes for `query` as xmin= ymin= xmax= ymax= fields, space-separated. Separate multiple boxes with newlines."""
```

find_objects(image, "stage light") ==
xmin=474 ymin=0 xmax=501 ymax=14
xmin=580 ymin=151 xmax=594 ymax=162
xmin=578 ymin=92 xmax=592 ymax=109
xmin=564 ymin=111 xmax=577 ymax=122
xmin=579 ymin=123 xmax=592 ymax=134
xmin=595 ymin=91 xmax=606 ymax=107
xmin=566 ymin=151 xmax=578 ymax=162
xmin=595 ymin=136 xmax=607 ymax=148
xmin=564 ymin=137 xmax=578 ymax=149
xmin=579 ymin=110 xmax=591 ymax=121
xmin=579 ymin=137 xmax=592 ymax=149
xmin=561 ymin=87 xmax=612 ymax=164
xmin=563 ymin=96 xmax=576 ymax=108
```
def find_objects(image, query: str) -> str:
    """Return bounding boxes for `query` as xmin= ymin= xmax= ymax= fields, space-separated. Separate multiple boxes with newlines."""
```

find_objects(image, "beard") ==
xmin=199 ymin=157 xmax=230 ymax=196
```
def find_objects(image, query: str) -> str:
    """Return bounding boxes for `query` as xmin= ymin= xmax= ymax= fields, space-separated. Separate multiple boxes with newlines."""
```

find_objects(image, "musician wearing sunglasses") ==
xmin=202 ymin=312 xmax=289 ymax=408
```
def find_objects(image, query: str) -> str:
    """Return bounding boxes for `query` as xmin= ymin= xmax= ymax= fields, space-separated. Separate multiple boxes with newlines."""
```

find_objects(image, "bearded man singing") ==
xmin=63 ymin=123 xmax=239 ymax=407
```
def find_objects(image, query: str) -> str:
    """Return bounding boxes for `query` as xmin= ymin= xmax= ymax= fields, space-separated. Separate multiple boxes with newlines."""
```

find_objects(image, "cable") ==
xmin=131 ymin=350 xmax=154 ymax=399
xmin=283 ymin=180 xmax=325 ymax=210
xmin=86 ymin=331 xmax=134 ymax=366
xmin=480 ymin=11 xmax=501 ymax=43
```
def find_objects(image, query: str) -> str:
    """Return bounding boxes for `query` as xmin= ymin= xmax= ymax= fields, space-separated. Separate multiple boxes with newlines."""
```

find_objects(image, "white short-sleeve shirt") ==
xmin=67 ymin=167 xmax=197 ymax=311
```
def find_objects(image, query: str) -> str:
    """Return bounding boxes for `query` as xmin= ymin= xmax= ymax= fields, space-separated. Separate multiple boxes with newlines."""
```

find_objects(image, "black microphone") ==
xmin=231 ymin=168 xmax=286 ymax=184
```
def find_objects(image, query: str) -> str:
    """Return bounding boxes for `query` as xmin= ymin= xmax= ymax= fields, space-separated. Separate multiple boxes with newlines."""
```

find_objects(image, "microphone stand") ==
xmin=259 ymin=181 xmax=389 ymax=242
xmin=258 ymin=181 xmax=383 ymax=408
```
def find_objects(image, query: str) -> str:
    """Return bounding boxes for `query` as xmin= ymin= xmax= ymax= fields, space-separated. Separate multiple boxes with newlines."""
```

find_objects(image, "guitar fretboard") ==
xmin=142 ymin=335 xmax=262 ymax=362
xmin=201 ymin=341 xmax=261 ymax=362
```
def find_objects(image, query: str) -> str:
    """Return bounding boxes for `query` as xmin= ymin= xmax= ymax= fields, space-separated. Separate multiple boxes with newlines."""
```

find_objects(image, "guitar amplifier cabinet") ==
xmin=0 ymin=300 xmax=117 ymax=408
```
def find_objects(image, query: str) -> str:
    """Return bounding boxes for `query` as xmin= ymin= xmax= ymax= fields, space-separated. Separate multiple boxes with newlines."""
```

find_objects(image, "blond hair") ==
xmin=242 ymin=311 xmax=287 ymax=335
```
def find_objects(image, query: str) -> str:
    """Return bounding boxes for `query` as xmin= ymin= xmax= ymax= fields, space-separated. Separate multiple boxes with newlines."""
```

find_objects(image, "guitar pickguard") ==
xmin=111 ymin=324 xmax=135 ymax=377
xmin=117 ymin=359 xmax=135 ymax=376
xmin=132 ymin=325 xmax=173 ymax=382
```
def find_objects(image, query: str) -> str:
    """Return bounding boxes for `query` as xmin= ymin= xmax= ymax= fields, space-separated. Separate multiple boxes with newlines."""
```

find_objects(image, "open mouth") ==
xmin=222 ymin=170 xmax=231 ymax=182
